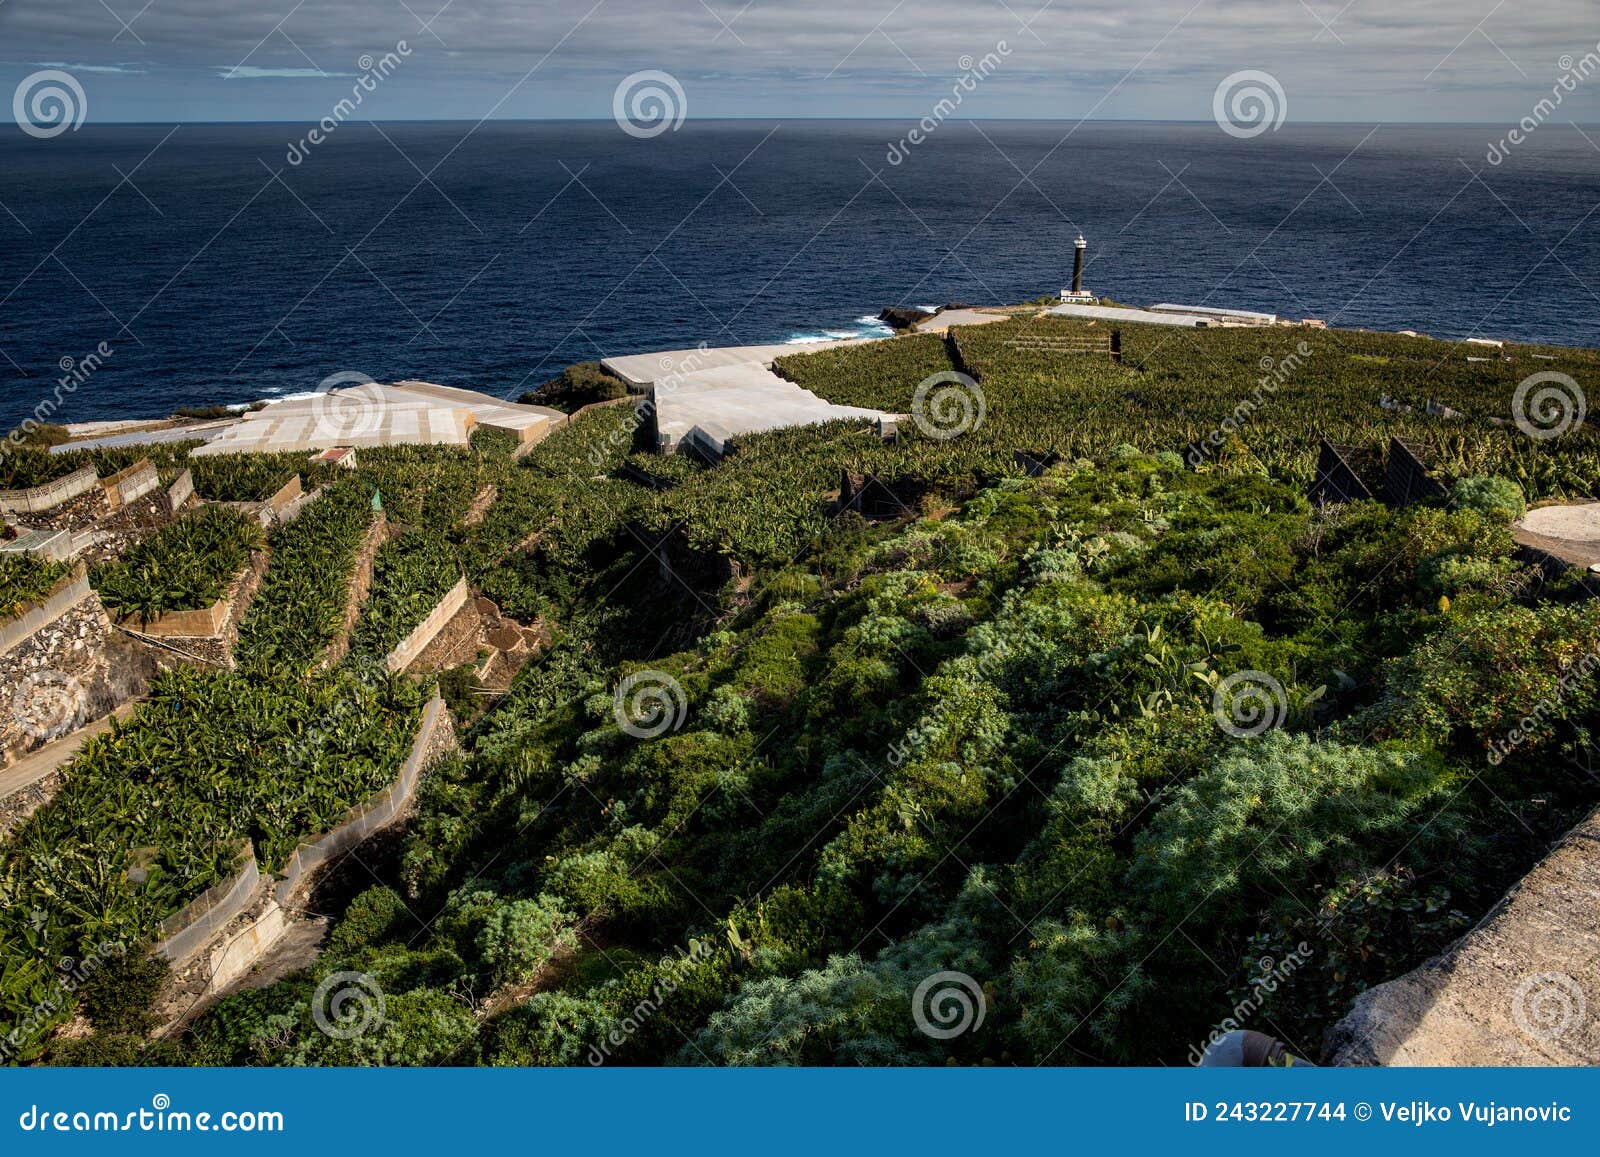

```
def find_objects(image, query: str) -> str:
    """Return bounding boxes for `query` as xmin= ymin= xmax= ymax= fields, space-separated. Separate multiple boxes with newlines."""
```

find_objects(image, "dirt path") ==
xmin=463 ymin=485 xmax=499 ymax=527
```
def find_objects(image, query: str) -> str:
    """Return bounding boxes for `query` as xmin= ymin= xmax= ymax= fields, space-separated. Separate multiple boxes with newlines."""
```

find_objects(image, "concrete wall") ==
xmin=0 ymin=530 xmax=74 ymax=564
xmin=123 ymin=563 xmax=252 ymax=643
xmin=153 ymin=843 xmax=260 ymax=964
xmin=0 ymin=466 xmax=99 ymax=515
xmin=265 ymin=475 xmax=302 ymax=515
xmin=384 ymin=577 xmax=469 ymax=673
xmin=0 ymin=570 xmax=91 ymax=659
xmin=166 ymin=468 xmax=194 ymax=514
xmin=101 ymin=460 xmax=159 ymax=509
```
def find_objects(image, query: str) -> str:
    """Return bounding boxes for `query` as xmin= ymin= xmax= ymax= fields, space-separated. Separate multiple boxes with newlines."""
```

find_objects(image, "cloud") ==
xmin=2 ymin=0 xmax=1596 ymax=121
xmin=35 ymin=61 xmax=145 ymax=74
xmin=219 ymin=66 xmax=354 ymax=80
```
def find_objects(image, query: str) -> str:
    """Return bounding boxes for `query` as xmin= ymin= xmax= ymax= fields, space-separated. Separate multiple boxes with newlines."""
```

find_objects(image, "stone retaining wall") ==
xmin=321 ymin=514 xmax=389 ymax=670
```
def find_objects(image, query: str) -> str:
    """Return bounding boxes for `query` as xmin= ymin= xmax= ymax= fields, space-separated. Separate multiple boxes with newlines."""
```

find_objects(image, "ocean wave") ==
xmin=783 ymin=315 xmax=895 ymax=345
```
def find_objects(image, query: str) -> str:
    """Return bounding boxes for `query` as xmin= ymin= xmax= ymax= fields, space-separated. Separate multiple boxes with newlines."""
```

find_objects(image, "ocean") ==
xmin=0 ymin=119 xmax=1596 ymax=431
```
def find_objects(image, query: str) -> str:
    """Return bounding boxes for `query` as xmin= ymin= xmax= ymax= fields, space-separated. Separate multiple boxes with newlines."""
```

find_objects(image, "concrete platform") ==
xmin=1513 ymin=503 xmax=1600 ymax=571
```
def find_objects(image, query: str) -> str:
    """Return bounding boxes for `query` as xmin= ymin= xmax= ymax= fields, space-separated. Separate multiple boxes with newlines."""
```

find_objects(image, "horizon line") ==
xmin=22 ymin=115 xmax=1599 ymax=129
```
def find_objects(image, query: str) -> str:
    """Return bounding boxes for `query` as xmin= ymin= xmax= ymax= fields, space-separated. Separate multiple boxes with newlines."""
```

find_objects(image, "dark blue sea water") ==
xmin=1 ymin=120 xmax=1596 ymax=430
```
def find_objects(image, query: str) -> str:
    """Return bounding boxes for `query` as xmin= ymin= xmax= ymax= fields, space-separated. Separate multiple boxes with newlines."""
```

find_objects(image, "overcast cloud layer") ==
xmin=1 ymin=0 xmax=1598 ymax=123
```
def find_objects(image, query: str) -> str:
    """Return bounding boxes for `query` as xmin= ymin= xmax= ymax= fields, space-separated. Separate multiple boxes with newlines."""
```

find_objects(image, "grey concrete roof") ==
xmin=1048 ymin=303 xmax=1216 ymax=327
xmin=602 ymin=340 xmax=870 ymax=388
xmin=187 ymin=382 xmax=558 ymax=457
xmin=1149 ymin=303 xmax=1278 ymax=323
xmin=51 ymin=420 xmax=238 ymax=454
xmin=651 ymin=362 xmax=890 ymax=450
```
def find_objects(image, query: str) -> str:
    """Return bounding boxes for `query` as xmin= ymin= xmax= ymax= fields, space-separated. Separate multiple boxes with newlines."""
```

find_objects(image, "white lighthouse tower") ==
xmin=1060 ymin=234 xmax=1094 ymax=303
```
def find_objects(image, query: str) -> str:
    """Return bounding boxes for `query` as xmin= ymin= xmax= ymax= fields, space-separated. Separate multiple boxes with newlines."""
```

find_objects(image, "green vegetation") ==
xmin=0 ymin=666 xmax=425 ymax=1059
xmin=0 ymin=554 xmax=71 ymax=619
xmin=234 ymin=482 xmax=378 ymax=675
xmin=187 ymin=453 xmax=317 ymax=503
xmin=90 ymin=506 xmax=261 ymax=620
xmin=182 ymin=449 xmax=1597 ymax=1068
xmin=520 ymin=361 xmax=629 ymax=413
xmin=349 ymin=532 xmax=463 ymax=659
xmin=12 ymin=317 xmax=1600 ymax=1068
xmin=0 ymin=446 xmax=84 ymax=490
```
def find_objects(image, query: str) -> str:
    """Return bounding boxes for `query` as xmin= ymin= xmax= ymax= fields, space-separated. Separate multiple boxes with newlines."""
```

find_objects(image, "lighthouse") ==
xmin=1060 ymin=234 xmax=1094 ymax=303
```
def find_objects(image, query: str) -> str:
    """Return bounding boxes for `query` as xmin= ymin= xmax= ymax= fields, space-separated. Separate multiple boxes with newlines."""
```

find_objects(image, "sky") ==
xmin=1 ymin=0 xmax=1598 ymax=125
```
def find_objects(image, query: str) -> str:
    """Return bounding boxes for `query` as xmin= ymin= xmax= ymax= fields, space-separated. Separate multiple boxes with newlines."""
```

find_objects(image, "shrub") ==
xmin=1449 ymin=476 xmax=1526 ymax=522
xmin=329 ymin=886 xmax=413 ymax=956
xmin=700 ymin=685 xmax=752 ymax=734
xmin=478 ymin=894 xmax=572 ymax=985
xmin=76 ymin=951 xmax=168 ymax=1036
